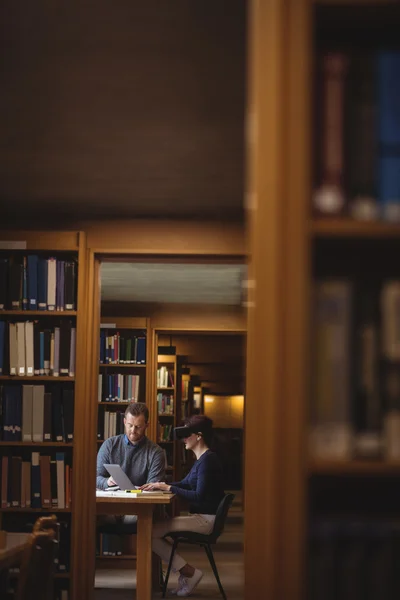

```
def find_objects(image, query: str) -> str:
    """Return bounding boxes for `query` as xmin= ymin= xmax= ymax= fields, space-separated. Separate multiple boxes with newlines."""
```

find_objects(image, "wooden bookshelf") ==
xmin=156 ymin=353 xmax=177 ymax=480
xmin=0 ymin=230 xmax=86 ymax=600
xmin=97 ymin=316 xmax=149 ymax=442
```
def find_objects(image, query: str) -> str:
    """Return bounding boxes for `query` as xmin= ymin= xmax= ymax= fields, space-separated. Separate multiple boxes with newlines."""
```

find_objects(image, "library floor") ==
xmin=94 ymin=502 xmax=244 ymax=600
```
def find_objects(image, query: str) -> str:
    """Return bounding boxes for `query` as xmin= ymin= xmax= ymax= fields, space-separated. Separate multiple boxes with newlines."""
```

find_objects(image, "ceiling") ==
xmin=0 ymin=1 xmax=246 ymax=225
xmin=101 ymin=262 xmax=247 ymax=305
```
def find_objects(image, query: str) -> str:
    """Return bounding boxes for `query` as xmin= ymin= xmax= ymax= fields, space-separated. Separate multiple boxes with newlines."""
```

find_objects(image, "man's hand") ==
xmin=140 ymin=482 xmax=171 ymax=492
xmin=107 ymin=476 xmax=117 ymax=487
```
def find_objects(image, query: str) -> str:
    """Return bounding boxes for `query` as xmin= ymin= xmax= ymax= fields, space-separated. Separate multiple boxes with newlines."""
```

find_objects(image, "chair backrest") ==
xmin=15 ymin=529 xmax=57 ymax=600
xmin=209 ymin=493 xmax=235 ymax=542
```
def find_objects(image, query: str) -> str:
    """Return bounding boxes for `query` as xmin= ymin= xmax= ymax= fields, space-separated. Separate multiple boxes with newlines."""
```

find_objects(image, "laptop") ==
xmin=104 ymin=464 xmax=138 ymax=491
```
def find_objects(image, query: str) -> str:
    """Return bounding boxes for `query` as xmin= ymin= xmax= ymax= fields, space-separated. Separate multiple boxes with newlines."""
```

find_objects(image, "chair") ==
xmin=161 ymin=493 xmax=235 ymax=599
xmin=15 ymin=528 xmax=58 ymax=600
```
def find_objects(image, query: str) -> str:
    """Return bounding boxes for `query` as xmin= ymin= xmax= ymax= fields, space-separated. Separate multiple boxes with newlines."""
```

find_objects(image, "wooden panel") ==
xmin=311 ymin=218 xmax=400 ymax=238
xmin=68 ymin=233 xmax=88 ymax=600
xmin=0 ymin=231 xmax=79 ymax=251
xmin=244 ymin=1 xmax=286 ymax=598
xmin=102 ymin=301 xmax=246 ymax=332
xmin=85 ymin=220 xmax=246 ymax=256
xmin=280 ymin=0 xmax=311 ymax=598
xmin=71 ymin=251 xmax=101 ymax=600
xmin=100 ymin=316 xmax=147 ymax=329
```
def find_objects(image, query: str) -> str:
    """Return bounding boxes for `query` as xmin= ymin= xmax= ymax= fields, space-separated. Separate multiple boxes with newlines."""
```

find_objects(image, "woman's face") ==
xmin=183 ymin=432 xmax=199 ymax=451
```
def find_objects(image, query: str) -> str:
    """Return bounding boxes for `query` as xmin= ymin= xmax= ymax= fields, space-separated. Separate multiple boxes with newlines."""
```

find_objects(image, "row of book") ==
xmin=0 ymin=320 xmax=76 ymax=377
xmin=1 ymin=452 xmax=71 ymax=510
xmin=99 ymin=329 xmax=146 ymax=364
xmin=98 ymin=373 xmax=140 ymax=403
xmin=98 ymin=410 xmax=125 ymax=441
xmin=310 ymin=279 xmax=400 ymax=460
xmin=0 ymin=256 xmax=77 ymax=312
xmin=314 ymin=51 xmax=400 ymax=221
xmin=96 ymin=533 xmax=127 ymax=556
xmin=157 ymin=366 xmax=174 ymax=388
xmin=157 ymin=393 xmax=174 ymax=415
xmin=309 ymin=519 xmax=400 ymax=600
xmin=158 ymin=423 xmax=174 ymax=442
xmin=0 ymin=384 xmax=74 ymax=443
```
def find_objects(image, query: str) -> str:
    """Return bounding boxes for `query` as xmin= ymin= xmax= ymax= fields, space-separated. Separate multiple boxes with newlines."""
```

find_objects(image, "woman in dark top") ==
xmin=141 ymin=415 xmax=224 ymax=597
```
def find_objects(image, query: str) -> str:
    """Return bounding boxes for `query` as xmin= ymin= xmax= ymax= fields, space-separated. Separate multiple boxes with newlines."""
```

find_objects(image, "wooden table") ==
xmin=96 ymin=492 xmax=174 ymax=600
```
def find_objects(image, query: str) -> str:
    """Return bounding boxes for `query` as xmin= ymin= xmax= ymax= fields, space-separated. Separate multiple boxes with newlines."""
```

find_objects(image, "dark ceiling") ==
xmin=0 ymin=0 xmax=246 ymax=226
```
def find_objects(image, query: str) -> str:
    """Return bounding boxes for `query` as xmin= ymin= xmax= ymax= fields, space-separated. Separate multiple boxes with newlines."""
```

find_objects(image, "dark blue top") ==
xmin=170 ymin=450 xmax=224 ymax=515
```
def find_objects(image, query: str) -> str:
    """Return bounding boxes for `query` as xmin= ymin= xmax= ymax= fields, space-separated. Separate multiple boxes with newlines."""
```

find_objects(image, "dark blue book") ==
xmin=2 ymin=385 xmax=22 ymax=442
xmin=0 ymin=321 xmax=5 ymax=374
xmin=377 ymin=52 xmax=400 ymax=221
xmin=27 ymin=255 xmax=39 ymax=310
xmin=137 ymin=336 xmax=146 ymax=364
xmin=37 ymin=258 xmax=48 ymax=310
xmin=22 ymin=256 xmax=28 ymax=310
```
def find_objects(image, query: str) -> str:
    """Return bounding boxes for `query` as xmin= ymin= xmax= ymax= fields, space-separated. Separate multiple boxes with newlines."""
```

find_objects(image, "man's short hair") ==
xmin=125 ymin=402 xmax=149 ymax=422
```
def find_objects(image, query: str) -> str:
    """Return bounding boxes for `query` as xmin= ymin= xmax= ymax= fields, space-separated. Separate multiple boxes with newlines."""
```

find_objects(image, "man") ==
xmin=97 ymin=402 xmax=165 ymax=490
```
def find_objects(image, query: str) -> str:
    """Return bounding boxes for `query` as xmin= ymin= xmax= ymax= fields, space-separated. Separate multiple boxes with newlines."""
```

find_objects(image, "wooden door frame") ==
xmin=80 ymin=252 xmax=248 ymax=600
xmin=245 ymin=1 xmax=310 ymax=599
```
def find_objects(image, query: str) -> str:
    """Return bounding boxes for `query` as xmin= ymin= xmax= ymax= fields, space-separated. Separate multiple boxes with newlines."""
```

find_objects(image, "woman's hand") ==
xmin=140 ymin=482 xmax=171 ymax=492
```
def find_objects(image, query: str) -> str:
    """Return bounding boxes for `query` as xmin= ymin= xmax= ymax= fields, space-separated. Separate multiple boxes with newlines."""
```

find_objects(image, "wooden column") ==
xmin=245 ymin=1 xmax=311 ymax=599
xmin=71 ymin=251 xmax=101 ymax=600
xmin=244 ymin=1 xmax=287 ymax=598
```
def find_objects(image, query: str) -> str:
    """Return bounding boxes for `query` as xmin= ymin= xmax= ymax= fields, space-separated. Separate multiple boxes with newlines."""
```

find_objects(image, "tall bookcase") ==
xmin=156 ymin=353 xmax=177 ymax=483
xmin=96 ymin=316 xmax=149 ymax=567
xmin=306 ymin=4 xmax=400 ymax=600
xmin=0 ymin=230 xmax=86 ymax=600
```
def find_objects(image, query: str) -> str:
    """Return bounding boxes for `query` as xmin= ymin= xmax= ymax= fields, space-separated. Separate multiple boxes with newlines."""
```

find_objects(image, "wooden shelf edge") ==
xmin=96 ymin=555 xmax=136 ymax=560
xmin=309 ymin=459 xmax=400 ymax=474
xmin=0 ymin=310 xmax=77 ymax=316
xmin=99 ymin=363 xmax=146 ymax=368
xmin=311 ymin=218 xmax=400 ymax=238
xmin=0 ymin=442 xmax=73 ymax=447
xmin=0 ymin=376 xmax=75 ymax=381
xmin=0 ymin=508 xmax=72 ymax=512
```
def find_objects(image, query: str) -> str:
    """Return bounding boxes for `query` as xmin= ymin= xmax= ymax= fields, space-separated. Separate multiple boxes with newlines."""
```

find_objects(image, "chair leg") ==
xmin=162 ymin=539 xmax=179 ymax=598
xmin=204 ymin=543 xmax=227 ymax=600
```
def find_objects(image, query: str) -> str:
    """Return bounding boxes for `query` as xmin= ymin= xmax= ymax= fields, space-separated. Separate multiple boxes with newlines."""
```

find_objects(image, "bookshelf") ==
xmin=305 ymin=3 xmax=400 ymax=600
xmin=0 ymin=230 xmax=85 ymax=600
xmin=97 ymin=316 xmax=148 ymax=444
xmin=156 ymin=353 xmax=177 ymax=482
xmin=96 ymin=316 xmax=149 ymax=566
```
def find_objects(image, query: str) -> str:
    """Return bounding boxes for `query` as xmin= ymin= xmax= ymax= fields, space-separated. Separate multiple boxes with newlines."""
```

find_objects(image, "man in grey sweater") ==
xmin=97 ymin=402 xmax=165 ymax=527
xmin=97 ymin=402 xmax=165 ymax=489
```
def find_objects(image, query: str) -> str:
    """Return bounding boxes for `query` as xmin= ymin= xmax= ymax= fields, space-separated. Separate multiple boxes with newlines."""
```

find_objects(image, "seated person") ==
xmin=97 ymin=402 xmax=165 ymax=526
xmin=141 ymin=415 xmax=225 ymax=598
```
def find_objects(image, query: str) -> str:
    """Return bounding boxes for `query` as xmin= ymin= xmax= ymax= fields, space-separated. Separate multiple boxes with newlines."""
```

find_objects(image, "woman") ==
xmin=141 ymin=414 xmax=225 ymax=597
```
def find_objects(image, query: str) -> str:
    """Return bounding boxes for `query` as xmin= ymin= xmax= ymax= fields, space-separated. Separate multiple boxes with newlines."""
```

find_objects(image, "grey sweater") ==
xmin=96 ymin=434 xmax=165 ymax=490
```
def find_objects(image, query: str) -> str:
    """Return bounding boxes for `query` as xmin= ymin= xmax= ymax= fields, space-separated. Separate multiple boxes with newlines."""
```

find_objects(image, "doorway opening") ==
xmin=93 ymin=257 xmax=246 ymax=599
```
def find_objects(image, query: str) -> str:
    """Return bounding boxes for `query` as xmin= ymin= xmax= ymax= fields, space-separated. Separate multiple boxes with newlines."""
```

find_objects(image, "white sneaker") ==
xmin=170 ymin=574 xmax=186 ymax=595
xmin=176 ymin=569 xmax=203 ymax=597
